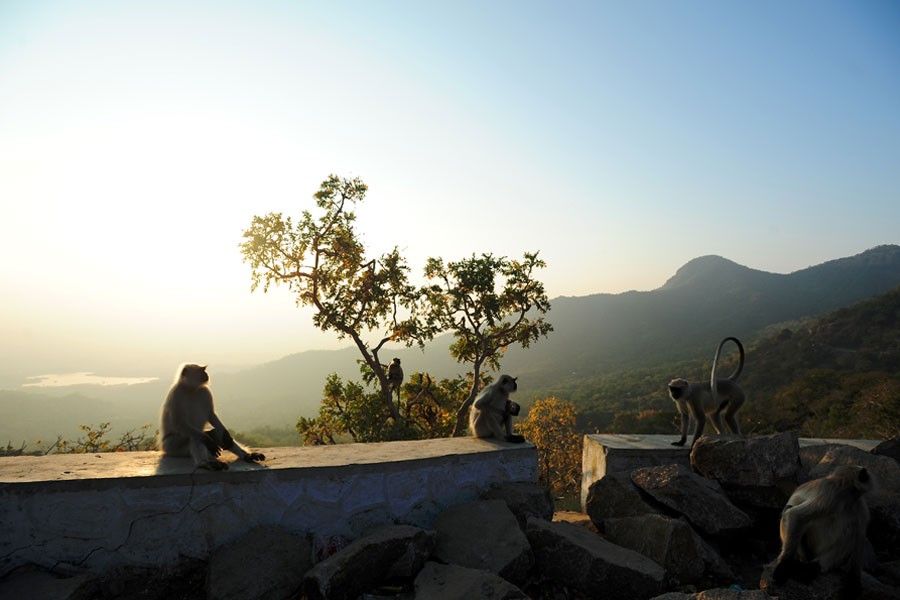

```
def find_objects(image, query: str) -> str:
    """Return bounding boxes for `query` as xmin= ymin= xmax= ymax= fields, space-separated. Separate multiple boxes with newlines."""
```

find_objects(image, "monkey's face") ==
xmin=499 ymin=375 xmax=518 ymax=394
xmin=181 ymin=364 xmax=209 ymax=387
xmin=667 ymin=379 xmax=688 ymax=401
xmin=393 ymin=358 xmax=401 ymax=365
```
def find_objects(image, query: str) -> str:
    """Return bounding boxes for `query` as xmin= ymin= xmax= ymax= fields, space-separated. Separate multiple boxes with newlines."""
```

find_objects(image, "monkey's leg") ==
xmin=189 ymin=434 xmax=228 ymax=470
xmin=689 ymin=404 xmax=707 ymax=448
xmin=774 ymin=503 xmax=823 ymax=583
xmin=161 ymin=433 xmax=190 ymax=457
xmin=503 ymin=413 xmax=524 ymax=444
xmin=672 ymin=409 xmax=689 ymax=446
xmin=710 ymin=411 xmax=725 ymax=435
xmin=723 ymin=406 xmax=741 ymax=435
xmin=209 ymin=425 xmax=265 ymax=463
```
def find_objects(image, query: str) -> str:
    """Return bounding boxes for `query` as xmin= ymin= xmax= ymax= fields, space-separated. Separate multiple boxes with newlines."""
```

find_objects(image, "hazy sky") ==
xmin=1 ymin=1 xmax=898 ymax=381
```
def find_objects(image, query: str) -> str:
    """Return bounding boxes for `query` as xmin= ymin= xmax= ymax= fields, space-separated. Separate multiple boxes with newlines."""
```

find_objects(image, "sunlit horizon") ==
xmin=2 ymin=1 xmax=898 ymax=385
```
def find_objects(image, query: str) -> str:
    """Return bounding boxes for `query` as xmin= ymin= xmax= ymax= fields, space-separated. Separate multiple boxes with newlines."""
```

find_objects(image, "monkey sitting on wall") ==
xmin=469 ymin=374 xmax=525 ymax=444
xmin=160 ymin=364 xmax=265 ymax=470
xmin=668 ymin=336 xmax=746 ymax=447
xmin=772 ymin=465 xmax=873 ymax=595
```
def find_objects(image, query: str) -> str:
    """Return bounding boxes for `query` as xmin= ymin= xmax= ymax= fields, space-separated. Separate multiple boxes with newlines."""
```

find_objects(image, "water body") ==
xmin=23 ymin=373 xmax=158 ymax=387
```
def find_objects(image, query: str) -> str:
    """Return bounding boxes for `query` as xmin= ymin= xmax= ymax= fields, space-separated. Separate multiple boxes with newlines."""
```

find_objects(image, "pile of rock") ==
xmin=583 ymin=432 xmax=900 ymax=600
xmin=3 ymin=436 xmax=898 ymax=599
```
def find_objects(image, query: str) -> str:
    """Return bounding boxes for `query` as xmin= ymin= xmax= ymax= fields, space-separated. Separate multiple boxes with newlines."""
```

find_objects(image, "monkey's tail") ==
xmin=710 ymin=337 xmax=745 ymax=414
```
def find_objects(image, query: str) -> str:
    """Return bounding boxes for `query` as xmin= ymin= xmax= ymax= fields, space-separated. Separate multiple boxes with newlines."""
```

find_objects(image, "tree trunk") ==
xmin=451 ymin=361 xmax=483 ymax=437
xmin=352 ymin=335 xmax=402 ymax=423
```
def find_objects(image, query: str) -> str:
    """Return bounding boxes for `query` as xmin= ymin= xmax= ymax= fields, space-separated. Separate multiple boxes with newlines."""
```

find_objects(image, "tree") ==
xmin=518 ymin=397 xmax=582 ymax=498
xmin=423 ymin=252 xmax=552 ymax=436
xmin=241 ymin=175 xmax=437 ymax=427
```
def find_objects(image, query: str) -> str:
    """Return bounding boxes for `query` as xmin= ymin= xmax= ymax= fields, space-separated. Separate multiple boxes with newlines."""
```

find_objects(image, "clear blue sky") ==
xmin=0 ymin=1 xmax=898 ymax=379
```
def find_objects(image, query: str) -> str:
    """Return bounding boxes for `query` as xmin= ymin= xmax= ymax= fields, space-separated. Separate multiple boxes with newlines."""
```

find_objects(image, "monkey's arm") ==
xmin=474 ymin=388 xmax=495 ymax=409
xmin=689 ymin=398 xmax=707 ymax=448
xmin=209 ymin=413 xmax=265 ymax=463
xmin=672 ymin=402 xmax=690 ymax=446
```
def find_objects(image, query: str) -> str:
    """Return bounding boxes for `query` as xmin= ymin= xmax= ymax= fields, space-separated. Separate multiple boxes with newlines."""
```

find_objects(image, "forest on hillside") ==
xmin=557 ymin=286 xmax=900 ymax=440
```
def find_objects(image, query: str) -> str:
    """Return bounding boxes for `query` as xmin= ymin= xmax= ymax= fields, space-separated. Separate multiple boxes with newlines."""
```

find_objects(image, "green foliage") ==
xmin=423 ymin=252 xmax=553 ymax=435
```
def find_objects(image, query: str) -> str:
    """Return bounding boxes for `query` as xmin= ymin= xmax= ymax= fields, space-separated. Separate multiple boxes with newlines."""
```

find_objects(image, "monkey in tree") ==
xmin=387 ymin=357 xmax=404 ymax=402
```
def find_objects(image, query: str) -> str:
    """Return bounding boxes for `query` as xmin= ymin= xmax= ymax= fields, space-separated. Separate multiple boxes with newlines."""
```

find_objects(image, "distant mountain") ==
xmin=3 ymin=244 xmax=899 ymax=442
xmin=499 ymin=244 xmax=900 ymax=388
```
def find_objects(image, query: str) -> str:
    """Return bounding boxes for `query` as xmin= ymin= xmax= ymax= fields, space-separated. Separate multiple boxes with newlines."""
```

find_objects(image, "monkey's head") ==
xmin=392 ymin=358 xmax=401 ymax=365
xmin=667 ymin=378 xmax=689 ymax=400
xmin=828 ymin=465 xmax=874 ymax=495
xmin=497 ymin=374 xmax=518 ymax=394
xmin=179 ymin=364 xmax=209 ymax=388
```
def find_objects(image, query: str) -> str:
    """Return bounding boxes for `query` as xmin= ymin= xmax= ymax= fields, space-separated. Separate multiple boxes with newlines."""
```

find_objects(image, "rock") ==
xmin=526 ymin=517 xmax=665 ymax=600
xmin=303 ymin=525 xmax=434 ymax=600
xmin=861 ymin=572 xmax=900 ymax=599
xmin=433 ymin=500 xmax=533 ymax=585
xmin=691 ymin=433 xmax=800 ymax=508
xmin=412 ymin=562 xmax=527 ymax=600
xmin=760 ymin=562 xmax=849 ymax=600
xmin=651 ymin=591 xmax=773 ymax=600
xmin=873 ymin=437 xmax=900 ymax=465
xmin=0 ymin=567 xmax=95 ymax=600
xmin=552 ymin=510 xmax=598 ymax=533
xmin=585 ymin=470 xmax=661 ymax=528
xmin=79 ymin=560 xmax=206 ymax=599
xmin=693 ymin=591 xmax=772 ymax=600
xmin=631 ymin=464 xmax=751 ymax=535
xmin=481 ymin=482 xmax=554 ymax=528
xmin=691 ymin=432 xmax=801 ymax=486
xmin=208 ymin=526 xmax=312 ymax=600
xmin=798 ymin=444 xmax=841 ymax=482
xmin=869 ymin=494 xmax=900 ymax=560
xmin=602 ymin=514 xmax=734 ymax=585
xmin=807 ymin=445 xmax=900 ymax=494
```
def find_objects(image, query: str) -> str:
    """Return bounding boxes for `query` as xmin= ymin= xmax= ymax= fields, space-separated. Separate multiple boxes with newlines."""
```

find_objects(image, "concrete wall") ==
xmin=0 ymin=438 xmax=537 ymax=576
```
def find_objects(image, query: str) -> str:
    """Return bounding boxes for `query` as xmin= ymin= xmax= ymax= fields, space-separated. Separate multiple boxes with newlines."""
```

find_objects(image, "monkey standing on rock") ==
xmin=160 ymin=364 xmax=265 ymax=470
xmin=469 ymin=374 xmax=525 ymax=443
xmin=668 ymin=336 xmax=746 ymax=448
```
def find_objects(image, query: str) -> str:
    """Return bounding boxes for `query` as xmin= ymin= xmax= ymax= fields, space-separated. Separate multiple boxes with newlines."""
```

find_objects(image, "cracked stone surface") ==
xmin=0 ymin=438 xmax=536 ymax=577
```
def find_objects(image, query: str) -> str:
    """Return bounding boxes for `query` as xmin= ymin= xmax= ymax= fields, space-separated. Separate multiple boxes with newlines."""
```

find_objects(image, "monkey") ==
xmin=387 ymin=358 xmax=403 ymax=401
xmin=772 ymin=465 xmax=873 ymax=594
xmin=668 ymin=336 xmax=745 ymax=447
xmin=159 ymin=364 xmax=265 ymax=470
xmin=469 ymin=374 xmax=525 ymax=444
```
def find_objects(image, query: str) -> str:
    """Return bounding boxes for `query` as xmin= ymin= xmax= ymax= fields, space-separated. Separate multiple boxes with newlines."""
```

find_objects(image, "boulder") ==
xmin=798 ymin=444 xmax=841 ymax=482
xmin=691 ymin=432 xmax=801 ymax=487
xmin=872 ymin=437 xmax=900 ymax=465
xmin=208 ymin=526 xmax=312 ymax=600
xmin=526 ymin=517 xmax=664 ymax=600
xmin=433 ymin=500 xmax=533 ymax=585
xmin=650 ymin=591 xmax=771 ymax=600
xmin=870 ymin=495 xmax=900 ymax=560
xmin=412 ymin=562 xmax=527 ymax=600
xmin=602 ymin=514 xmax=733 ymax=585
xmin=0 ymin=568 xmax=95 ymax=600
xmin=631 ymin=464 xmax=751 ymax=535
xmin=691 ymin=433 xmax=800 ymax=508
xmin=303 ymin=525 xmax=434 ymax=600
xmin=552 ymin=510 xmax=598 ymax=533
xmin=585 ymin=470 xmax=661 ymax=528
xmin=807 ymin=445 xmax=900 ymax=494
xmin=481 ymin=482 xmax=554 ymax=528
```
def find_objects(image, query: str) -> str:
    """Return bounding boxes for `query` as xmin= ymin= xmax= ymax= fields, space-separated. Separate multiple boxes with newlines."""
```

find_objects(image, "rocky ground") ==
xmin=1 ymin=435 xmax=899 ymax=600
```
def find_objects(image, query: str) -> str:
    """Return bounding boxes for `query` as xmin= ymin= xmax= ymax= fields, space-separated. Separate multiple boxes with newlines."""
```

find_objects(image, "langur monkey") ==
xmin=387 ymin=358 xmax=403 ymax=401
xmin=160 ymin=364 xmax=265 ymax=470
xmin=469 ymin=374 xmax=525 ymax=444
xmin=668 ymin=336 xmax=745 ymax=447
xmin=773 ymin=465 xmax=873 ymax=593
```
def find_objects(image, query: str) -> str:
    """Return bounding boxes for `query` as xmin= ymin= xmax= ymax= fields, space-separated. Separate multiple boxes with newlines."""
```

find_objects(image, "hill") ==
xmin=567 ymin=285 xmax=900 ymax=438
